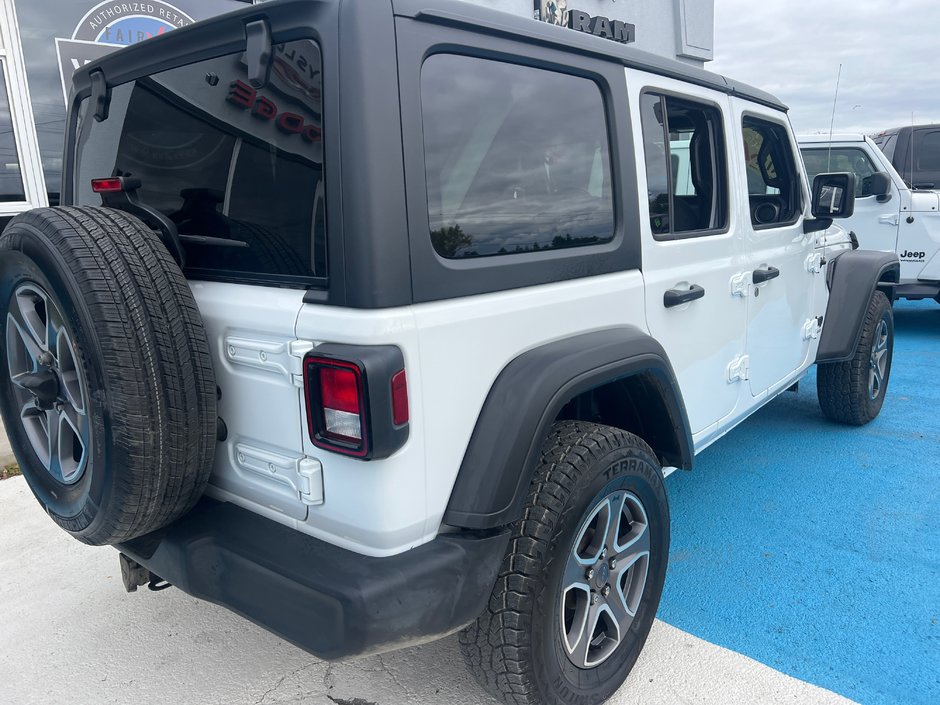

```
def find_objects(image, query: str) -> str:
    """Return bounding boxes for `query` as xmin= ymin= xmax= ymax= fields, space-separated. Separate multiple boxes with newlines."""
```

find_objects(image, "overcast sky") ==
xmin=708 ymin=0 xmax=938 ymax=136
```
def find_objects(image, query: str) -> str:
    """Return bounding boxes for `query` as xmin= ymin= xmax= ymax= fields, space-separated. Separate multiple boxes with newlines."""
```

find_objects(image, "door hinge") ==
xmin=806 ymin=253 xmax=825 ymax=273
xmin=802 ymin=316 xmax=823 ymax=340
xmin=727 ymin=354 xmax=749 ymax=383
xmin=224 ymin=337 xmax=314 ymax=387
xmin=730 ymin=271 xmax=750 ymax=297
xmin=234 ymin=444 xmax=324 ymax=506
xmin=297 ymin=457 xmax=324 ymax=506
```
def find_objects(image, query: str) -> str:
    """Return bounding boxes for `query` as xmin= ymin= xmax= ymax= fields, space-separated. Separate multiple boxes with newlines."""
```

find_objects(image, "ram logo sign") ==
xmin=535 ymin=1 xmax=636 ymax=44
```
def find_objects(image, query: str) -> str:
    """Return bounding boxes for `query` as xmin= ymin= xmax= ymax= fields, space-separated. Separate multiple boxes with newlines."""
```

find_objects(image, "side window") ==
xmin=915 ymin=131 xmax=940 ymax=171
xmin=640 ymin=92 xmax=727 ymax=239
xmin=800 ymin=147 xmax=877 ymax=197
xmin=420 ymin=55 xmax=614 ymax=259
xmin=741 ymin=117 xmax=801 ymax=227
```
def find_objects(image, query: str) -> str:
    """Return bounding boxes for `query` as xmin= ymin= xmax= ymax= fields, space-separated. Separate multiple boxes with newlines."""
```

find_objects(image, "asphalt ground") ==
xmin=0 ymin=298 xmax=937 ymax=704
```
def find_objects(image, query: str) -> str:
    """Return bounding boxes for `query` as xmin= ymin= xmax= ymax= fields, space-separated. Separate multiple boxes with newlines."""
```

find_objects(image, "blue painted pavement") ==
xmin=659 ymin=299 xmax=940 ymax=705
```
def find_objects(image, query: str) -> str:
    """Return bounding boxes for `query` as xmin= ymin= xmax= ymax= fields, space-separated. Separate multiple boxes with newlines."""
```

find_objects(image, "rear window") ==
xmin=419 ymin=54 xmax=614 ymax=259
xmin=73 ymin=39 xmax=326 ymax=284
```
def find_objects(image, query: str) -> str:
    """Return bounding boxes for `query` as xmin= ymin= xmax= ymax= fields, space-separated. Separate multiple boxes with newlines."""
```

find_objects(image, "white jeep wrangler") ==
xmin=0 ymin=1 xmax=899 ymax=703
xmin=800 ymin=133 xmax=940 ymax=304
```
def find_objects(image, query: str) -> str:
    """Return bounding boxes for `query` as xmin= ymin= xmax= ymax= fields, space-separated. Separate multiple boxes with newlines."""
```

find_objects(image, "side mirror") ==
xmin=812 ymin=172 xmax=856 ymax=219
xmin=870 ymin=171 xmax=893 ymax=203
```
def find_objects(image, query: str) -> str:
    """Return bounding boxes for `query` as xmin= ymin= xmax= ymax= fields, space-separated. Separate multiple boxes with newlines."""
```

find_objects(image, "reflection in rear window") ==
xmin=420 ymin=54 xmax=614 ymax=259
xmin=74 ymin=40 xmax=326 ymax=283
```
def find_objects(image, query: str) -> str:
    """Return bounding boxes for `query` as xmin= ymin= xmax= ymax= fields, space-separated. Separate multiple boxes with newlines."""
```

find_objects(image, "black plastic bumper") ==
xmin=117 ymin=500 xmax=510 ymax=660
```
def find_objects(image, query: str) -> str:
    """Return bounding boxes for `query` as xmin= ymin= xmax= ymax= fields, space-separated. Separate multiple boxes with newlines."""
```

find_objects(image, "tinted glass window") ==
xmin=74 ymin=40 xmax=325 ymax=282
xmin=420 ymin=54 xmax=614 ymax=259
xmin=801 ymin=147 xmax=877 ymax=197
xmin=875 ymin=133 xmax=897 ymax=162
xmin=742 ymin=118 xmax=801 ymax=227
xmin=0 ymin=62 xmax=26 ymax=203
xmin=640 ymin=93 xmax=727 ymax=238
xmin=916 ymin=131 xmax=940 ymax=171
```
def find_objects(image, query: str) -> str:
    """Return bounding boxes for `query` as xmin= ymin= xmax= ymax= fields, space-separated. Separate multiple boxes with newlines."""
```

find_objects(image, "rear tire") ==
xmin=460 ymin=421 xmax=669 ymax=705
xmin=817 ymin=290 xmax=893 ymax=425
xmin=0 ymin=206 xmax=217 ymax=545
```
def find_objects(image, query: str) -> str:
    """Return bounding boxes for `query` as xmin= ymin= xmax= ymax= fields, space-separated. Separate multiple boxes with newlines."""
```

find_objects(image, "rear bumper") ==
xmin=118 ymin=500 xmax=510 ymax=660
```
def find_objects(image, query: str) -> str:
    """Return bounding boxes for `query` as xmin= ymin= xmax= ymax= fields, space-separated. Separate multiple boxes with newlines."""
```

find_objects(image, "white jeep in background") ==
xmin=0 ymin=2 xmax=900 ymax=704
xmin=800 ymin=133 xmax=940 ymax=304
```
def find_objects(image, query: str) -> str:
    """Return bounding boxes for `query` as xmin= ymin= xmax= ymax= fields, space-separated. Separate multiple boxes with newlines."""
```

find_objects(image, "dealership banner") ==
xmin=12 ymin=0 xmax=241 ymax=198
xmin=54 ymin=1 xmax=197 ymax=104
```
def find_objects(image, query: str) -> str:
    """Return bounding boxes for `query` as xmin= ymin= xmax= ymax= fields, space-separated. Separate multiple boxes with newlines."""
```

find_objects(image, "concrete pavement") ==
xmin=0 ymin=414 xmax=14 ymax=466
xmin=0 ymin=476 xmax=853 ymax=705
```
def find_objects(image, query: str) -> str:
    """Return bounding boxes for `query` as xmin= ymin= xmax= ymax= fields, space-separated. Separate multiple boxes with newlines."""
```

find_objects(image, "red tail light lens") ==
xmin=319 ymin=365 xmax=362 ymax=442
xmin=304 ymin=357 xmax=369 ymax=456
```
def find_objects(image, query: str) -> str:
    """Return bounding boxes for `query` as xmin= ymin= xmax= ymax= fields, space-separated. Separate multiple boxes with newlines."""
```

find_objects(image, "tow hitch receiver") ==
xmin=119 ymin=553 xmax=172 ymax=593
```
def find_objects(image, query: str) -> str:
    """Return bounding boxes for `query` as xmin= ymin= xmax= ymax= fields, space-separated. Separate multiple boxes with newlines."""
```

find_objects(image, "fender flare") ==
xmin=817 ymin=250 xmax=900 ymax=363
xmin=443 ymin=327 xmax=693 ymax=530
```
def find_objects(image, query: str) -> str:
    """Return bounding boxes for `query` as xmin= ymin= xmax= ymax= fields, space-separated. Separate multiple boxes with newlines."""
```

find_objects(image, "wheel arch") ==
xmin=817 ymin=250 xmax=900 ymax=363
xmin=442 ymin=327 xmax=693 ymax=530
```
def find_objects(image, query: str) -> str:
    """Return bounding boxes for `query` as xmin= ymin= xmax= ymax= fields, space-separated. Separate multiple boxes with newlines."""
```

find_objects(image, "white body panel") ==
xmin=193 ymin=272 xmax=648 ymax=557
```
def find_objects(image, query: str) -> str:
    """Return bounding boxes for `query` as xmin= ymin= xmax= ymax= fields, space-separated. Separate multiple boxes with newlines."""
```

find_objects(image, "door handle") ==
xmin=664 ymin=284 xmax=705 ymax=308
xmin=752 ymin=266 xmax=780 ymax=284
xmin=878 ymin=214 xmax=899 ymax=226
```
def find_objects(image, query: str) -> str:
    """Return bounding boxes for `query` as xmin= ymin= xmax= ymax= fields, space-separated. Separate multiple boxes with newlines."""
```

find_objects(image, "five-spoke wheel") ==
xmin=6 ymin=283 xmax=89 ymax=484
xmin=561 ymin=491 xmax=650 ymax=669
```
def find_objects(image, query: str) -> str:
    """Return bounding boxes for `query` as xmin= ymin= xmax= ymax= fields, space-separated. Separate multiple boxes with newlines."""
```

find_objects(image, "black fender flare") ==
xmin=442 ymin=327 xmax=693 ymax=530
xmin=817 ymin=250 xmax=900 ymax=363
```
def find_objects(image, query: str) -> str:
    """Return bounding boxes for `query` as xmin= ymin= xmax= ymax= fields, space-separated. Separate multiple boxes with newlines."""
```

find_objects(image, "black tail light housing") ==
xmin=303 ymin=344 xmax=409 ymax=460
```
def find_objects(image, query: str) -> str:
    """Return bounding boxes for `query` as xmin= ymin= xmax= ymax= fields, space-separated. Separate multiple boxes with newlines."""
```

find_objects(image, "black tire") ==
xmin=0 ymin=206 xmax=216 ymax=545
xmin=460 ymin=421 xmax=669 ymax=705
xmin=817 ymin=290 xmax=894 ymax=425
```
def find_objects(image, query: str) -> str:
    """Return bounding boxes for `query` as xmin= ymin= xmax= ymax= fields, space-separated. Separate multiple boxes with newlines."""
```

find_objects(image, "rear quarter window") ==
xmin=73 ymin=39 xmax=326 ymax=285
xmin=419 ymin=54 xmax=614 ymax=259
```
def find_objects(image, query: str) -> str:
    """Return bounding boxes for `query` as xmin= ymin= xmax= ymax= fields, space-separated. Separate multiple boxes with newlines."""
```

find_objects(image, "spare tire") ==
xmin=0 ymin=206 xmax=216 ymax=545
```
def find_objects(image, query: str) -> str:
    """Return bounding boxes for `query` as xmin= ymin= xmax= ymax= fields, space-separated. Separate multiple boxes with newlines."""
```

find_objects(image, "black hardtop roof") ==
xmin=392 ymin=0 xmax=788 ymax=112
xmin=875 ymin=123 xmax=940 ymax=136
xmin=70 ymin=0 xmax=786 ymax=112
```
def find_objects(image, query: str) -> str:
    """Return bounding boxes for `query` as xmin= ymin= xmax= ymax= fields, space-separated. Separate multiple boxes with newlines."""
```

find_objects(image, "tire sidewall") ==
xmin=532 ymin=438 xmax=669 ymax=705
xmin=0 ymin=225 xmax=113 ymax=533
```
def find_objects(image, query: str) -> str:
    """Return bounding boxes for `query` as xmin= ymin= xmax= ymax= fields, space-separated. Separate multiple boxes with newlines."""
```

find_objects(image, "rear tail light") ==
xmin=303 ymin=346 xmax=410 ymax=460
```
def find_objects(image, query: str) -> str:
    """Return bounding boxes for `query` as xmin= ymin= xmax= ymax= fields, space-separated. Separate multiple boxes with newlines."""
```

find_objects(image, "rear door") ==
xmin=733 ymin=104 xmax=815 ymax=396
xmin=630 ymin=72 xmax=747 ymax=437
